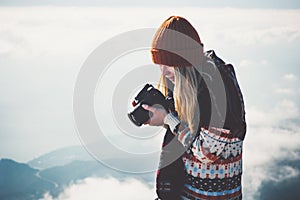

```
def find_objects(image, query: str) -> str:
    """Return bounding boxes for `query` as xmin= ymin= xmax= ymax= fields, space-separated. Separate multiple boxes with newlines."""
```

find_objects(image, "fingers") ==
xmin=142 ymin=105 xmax=153 ymax=125
xmin=142 ymin=104 xmax=167 ymax=126
xmin=142 ymin=104 xmax=155 ymax=112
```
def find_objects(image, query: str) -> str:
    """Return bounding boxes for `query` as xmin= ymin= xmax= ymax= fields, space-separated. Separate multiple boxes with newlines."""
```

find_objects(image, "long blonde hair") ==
xmin=158 ymin=65 xmax=202 ymax=133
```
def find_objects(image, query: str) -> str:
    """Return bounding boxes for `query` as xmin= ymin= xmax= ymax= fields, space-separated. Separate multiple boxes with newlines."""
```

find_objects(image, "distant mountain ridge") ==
xmin=27 ymin=145 xmax=93 ymax=169
xmin=27 ymin=145 xmax=160 ymax=173
xmin=0 ymin=146 xmax=156 ymax=200
xmin=0 ymin=158 xmax=154 ymax=200
xmin=0 ymin=159 xmax=56 ymax=200
xmin=2 ymin=147 xmax=300 ymax=199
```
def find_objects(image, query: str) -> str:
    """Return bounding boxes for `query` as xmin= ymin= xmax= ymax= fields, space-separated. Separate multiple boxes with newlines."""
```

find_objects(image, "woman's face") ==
xmin=160 ymin=65 xmax=175 ymax=84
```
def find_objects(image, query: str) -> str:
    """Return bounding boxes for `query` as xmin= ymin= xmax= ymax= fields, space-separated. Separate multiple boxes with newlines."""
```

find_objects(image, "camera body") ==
xmin=128 ymin=84 xmax=173 ymax=126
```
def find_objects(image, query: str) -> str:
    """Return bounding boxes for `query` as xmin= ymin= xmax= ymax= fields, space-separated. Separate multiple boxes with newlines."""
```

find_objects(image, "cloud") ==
xmin=37 ymin=98 xmax=300 ymax=200
xmin=272 ymin=77 xmax=300 ymax=100
xmin=247 ymin=99 xmax=298 ymax=127
xmin=0 ymin=6 xmax=299 ymax=200
xmin=242 ymin=99 xmax=300 ymax=200
xmin=190 ymin=9 xmax=300 ymax=47
xmin=0 ymin=8 xmax=299 ymax=200
xmin=283 ymin=73 xmax=298 ymax=81
xmin=239 ymin=59 xmax=269 ymax=69
xmin=271 ymin=73 xmax=299 ymax=97
xmin=268 ymin=165 xmax=299 ymax=182
xmin=40 ymin=177 xmax=155 ymax=200
xmin=257 ymin=156 xmax=300 ymax=199
xmin=275 ymin=88 xmax=294 ymax=95
xmin=240 ymin=25 xmax=300 ymax=45
xmin=1 ymin=7 xmax=300 ymax=60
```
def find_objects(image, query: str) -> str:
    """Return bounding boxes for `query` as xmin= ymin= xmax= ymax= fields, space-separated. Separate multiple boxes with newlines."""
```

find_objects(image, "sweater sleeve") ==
xmin=163 ymin=113 xmax=241 ymax=164
xmin=177 ymin=125 xmax=241 ymax=164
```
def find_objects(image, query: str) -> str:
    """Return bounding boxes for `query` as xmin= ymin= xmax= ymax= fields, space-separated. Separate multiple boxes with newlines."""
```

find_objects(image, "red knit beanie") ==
xmin=151 ymin=16 xmax=204 ymax=67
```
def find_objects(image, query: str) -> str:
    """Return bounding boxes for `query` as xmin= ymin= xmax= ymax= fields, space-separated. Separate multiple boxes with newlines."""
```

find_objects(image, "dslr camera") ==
xmin=128 ymin=84 xmax=174 ymax=126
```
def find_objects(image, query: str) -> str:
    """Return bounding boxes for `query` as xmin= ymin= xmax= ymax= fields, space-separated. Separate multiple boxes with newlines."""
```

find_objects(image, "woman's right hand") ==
xmin=142 ymin=104 xmax=167 ymax=126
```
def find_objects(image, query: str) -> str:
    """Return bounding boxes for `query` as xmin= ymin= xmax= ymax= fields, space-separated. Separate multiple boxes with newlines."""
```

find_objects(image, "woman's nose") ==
xmin=160 ymin=66 xmax=169 ymax=76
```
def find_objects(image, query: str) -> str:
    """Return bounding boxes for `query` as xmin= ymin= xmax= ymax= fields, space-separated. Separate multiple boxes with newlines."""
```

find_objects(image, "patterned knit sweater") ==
xmin=175 ymin=124 xmax=243 ymax=200
xmin=158 ymin=50 xmax=245 ymax=199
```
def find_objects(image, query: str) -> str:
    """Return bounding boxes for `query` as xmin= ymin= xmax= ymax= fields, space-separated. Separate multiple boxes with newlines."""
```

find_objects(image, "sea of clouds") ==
xmin=0 ymin=6 xmax=300 ymax=200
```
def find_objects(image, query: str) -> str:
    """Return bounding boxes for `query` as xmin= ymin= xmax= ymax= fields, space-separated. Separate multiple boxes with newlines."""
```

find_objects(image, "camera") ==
xmin=128 ymin=84 xmax=173 ymax=126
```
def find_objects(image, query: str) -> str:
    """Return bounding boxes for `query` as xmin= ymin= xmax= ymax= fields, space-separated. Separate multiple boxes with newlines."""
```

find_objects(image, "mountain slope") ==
xmin=0 ymin=159 xmax=56 ymax=200
xmin=27 ymin=145 xmax=93 ymax=170
xmin=0 ymin=157 xmax=155 ymax=200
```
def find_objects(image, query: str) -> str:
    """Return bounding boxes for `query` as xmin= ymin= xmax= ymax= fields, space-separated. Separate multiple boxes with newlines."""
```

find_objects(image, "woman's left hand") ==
xmin=142 ymin=104 xmax=167 ymax=126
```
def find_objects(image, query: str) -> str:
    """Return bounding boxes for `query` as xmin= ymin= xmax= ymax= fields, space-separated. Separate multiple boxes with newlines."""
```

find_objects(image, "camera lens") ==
xmin=128 ymin=106 xmax=151 ymax=126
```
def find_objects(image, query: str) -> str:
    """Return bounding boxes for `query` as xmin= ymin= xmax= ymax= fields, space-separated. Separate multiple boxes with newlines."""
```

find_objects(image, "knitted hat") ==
xmin=151 ymin=16 xmax=204 ymax=67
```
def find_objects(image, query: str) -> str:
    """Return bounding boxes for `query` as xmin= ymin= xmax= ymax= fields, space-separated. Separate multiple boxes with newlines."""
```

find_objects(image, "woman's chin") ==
xmin=167 ymin=78 xmax=175 ymax=84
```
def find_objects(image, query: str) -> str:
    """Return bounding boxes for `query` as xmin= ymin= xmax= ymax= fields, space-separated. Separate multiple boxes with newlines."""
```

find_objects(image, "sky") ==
xmin=0 ymin=0 xmax=300 ymax=9
xmin=0 ymin=1 xmax=300 ymax=199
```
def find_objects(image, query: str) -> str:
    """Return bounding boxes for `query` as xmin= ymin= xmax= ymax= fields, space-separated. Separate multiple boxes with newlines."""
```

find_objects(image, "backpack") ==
xmin=205 ymin=50 xmax=247 ymax=140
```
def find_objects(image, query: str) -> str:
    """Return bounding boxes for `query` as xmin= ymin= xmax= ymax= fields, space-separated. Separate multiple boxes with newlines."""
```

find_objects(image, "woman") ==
xmin=143 ymin=16 xmax=246 ymax=200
